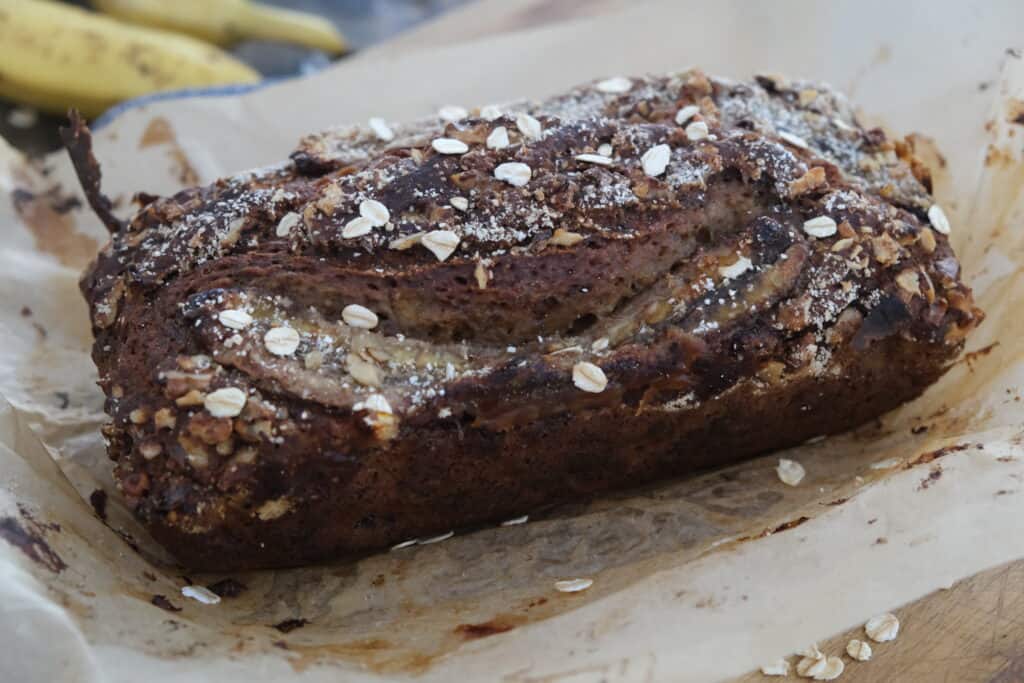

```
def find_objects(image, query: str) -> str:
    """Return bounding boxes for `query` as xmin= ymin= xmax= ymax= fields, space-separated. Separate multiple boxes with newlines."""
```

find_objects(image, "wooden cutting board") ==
xmin=376 ymin=2 xmax=1024 ymax=681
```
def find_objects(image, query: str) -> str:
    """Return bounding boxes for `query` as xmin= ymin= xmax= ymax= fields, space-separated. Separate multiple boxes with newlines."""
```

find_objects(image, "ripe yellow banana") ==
xmin=0 ymin=0 xmax=260 ymax=118
xmin=92 ymin=0 xmax=347 ymax=55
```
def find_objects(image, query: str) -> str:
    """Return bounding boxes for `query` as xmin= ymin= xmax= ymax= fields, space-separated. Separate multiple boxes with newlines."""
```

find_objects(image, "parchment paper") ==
xmin=1 ymin=1 xmax=1023 ymax=681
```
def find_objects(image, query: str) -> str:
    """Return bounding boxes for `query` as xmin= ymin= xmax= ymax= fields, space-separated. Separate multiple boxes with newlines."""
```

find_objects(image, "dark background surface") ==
xmin=0 ymin=0 xmax=470 ymax=156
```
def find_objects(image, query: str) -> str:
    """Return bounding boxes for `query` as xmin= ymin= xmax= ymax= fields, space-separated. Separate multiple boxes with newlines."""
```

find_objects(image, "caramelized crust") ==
xmin=75 ymin=70 xmax=980 ymax=569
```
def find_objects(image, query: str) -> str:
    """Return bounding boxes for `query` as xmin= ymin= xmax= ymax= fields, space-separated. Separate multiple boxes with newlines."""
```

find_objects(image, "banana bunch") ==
xmin=93 ymin=0 xmax=347 ymax=55
xmin=0 ymin=0 xmax=346 ymax=118
xmin=0 ymin=0 xmax=260 ymax=117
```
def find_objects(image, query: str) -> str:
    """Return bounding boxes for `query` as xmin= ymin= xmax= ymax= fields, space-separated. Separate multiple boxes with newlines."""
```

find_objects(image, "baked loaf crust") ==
xmin=72 ymin=70 xmax=981 ymax=570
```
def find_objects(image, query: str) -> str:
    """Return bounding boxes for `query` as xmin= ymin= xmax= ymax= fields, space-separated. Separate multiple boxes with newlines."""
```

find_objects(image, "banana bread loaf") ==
xmin=69 ymin=70 xmax=981 ymax=570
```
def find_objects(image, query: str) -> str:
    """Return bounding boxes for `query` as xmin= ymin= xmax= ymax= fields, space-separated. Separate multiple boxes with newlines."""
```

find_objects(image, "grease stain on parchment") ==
xmin=138 ymin=117 xmax=200 ymax=187
xmin=0 ymin=507 xmax=66 ymax=573
xmin=9 ymin=183 xmax=97 ymax=269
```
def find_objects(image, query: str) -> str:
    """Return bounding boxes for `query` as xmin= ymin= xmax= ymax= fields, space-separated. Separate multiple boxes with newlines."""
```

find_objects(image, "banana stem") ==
xmin=236 ymin=4 xmax=347 ymax=54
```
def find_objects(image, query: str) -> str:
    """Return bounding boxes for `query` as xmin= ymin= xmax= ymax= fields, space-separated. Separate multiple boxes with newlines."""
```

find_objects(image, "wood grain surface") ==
xmin=733 ymin=560 xmax=1024 ymax=682
xmin=381 ymin=2 xmax=1024 ymax=681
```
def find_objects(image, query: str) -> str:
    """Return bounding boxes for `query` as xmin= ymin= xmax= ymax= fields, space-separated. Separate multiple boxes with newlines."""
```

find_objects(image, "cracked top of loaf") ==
xmin=77 ymin=69 xmax=980 ymax=491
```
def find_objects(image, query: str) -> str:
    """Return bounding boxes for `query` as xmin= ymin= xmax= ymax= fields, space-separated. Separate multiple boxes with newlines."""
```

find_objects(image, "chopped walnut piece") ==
xmin=139 ymin=440 xmax=162 ymax=460
xmin=175 ymin=389 xmax=206 ymax=407
xmin=549 ymin=228 xmax=585 ymax=247
xmin=153 ymin=408 xmax=176 ymax=430
xmin=232 ymin=447 xmax=258 ymax=465
xmin=163 ymin=370 xmax=212 ymax=398
xmin=256 ymin=498 xmax=292 ymax=521
xmin=896 ymin=269 xmax=922 ymax=297
xmin=234 ymin=415 xmax=274 ymax=442
xmin=474 ymin=261 xmax=490 ymax=289
xmin=129 ymin=408 xmax=149 ymax=424
xmin=871 ymin=233 xmax=902 ymax=265
xmin=186 ymin=450 xmax=210 ymax=469
xmin=187 ymin=413 xmax=234 ymax=445
xmin=788 ymin=166 xmax=827 ymax=196
xmin=389 ymin=231 xmax=424 ymax=250
xmin=830 ymin=238 xmax=855 ymax=252
xmin=918 ymin=227 xmax=937 ymax=253
xmin=847 ymin=245 xmax=869 ymax=270
xmin=177 ymin=355 xmax=211 ymax=371
xmin=837 ymin=220 xmax=858 ymax=239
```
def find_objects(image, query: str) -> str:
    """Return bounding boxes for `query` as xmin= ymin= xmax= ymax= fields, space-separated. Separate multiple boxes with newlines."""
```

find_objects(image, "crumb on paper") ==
xmin=150 ymin=594 xmax=181 ymax=612
xmin=206 ymin=578 xmax=246 ymax=598
xmin=181 ymin=585 xmax=221 ymax=605
xmin=776 ymin=458 xmax=806 ymax=486
xmin=870 ymin=457 xmax=902 ymax=470
xmin=88 ymin=489 xmax=107 ymax=521
xmin=554 ymin=578 xmax=593 ymax=593
xmin=273 ymin=617 xmax=309 ymax=633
